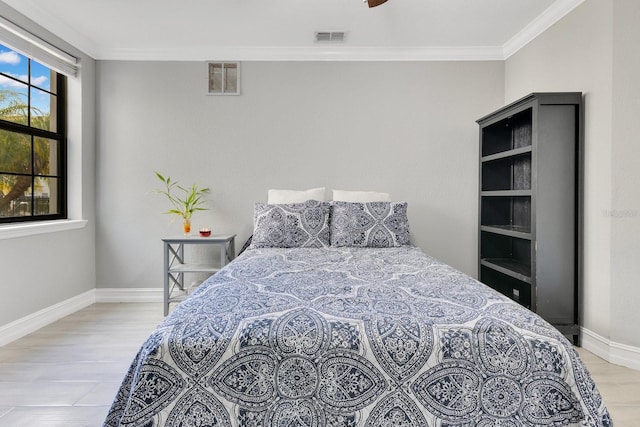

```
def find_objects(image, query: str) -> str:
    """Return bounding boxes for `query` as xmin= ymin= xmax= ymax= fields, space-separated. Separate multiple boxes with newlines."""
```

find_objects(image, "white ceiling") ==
xmin=2 ymin=0 xmax=583 ymax=61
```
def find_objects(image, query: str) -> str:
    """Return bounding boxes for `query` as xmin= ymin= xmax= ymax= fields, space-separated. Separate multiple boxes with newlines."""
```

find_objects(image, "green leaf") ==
xmin=153 ymin=172 xmax=210 ymax=220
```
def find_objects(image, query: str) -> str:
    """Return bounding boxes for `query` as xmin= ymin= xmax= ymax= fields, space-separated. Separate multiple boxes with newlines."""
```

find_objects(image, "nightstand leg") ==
xmin=163 ymin=242 xmax=170 ymax=316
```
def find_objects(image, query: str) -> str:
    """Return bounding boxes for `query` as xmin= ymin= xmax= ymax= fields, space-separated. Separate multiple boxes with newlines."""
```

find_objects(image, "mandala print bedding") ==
xmin=105 ymin=246 xmax=611 ymax=426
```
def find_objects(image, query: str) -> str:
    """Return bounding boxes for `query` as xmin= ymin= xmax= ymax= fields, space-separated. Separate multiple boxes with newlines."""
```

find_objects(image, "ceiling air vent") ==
xmin=315 ymin=31 xmax=346 ymax=43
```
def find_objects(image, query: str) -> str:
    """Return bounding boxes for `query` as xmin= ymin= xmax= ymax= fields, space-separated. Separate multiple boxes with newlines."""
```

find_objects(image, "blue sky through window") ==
xmin=0 ymin=43 xmax=52 ymax=115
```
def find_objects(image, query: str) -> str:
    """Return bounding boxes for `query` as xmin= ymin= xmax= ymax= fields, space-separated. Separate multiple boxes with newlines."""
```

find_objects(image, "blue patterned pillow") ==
xmin=250 ymin=200 xmax=331 ymax=248
xmin=330 ymin=201 xmax=410 ymax=247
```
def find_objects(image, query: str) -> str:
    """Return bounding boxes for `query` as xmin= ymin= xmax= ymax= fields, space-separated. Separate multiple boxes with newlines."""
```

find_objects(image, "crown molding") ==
xmin=93 ymin=45 xmax=505 ymax=62
xmin=503 ymin=0 xmax=585 ymax=59
xmin=5 ymin=0 xmax=585 ymax=62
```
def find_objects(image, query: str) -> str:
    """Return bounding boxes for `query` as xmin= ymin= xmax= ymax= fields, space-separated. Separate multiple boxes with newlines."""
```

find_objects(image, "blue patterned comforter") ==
xmin=105 ymin=246 xmax=611 ymax=426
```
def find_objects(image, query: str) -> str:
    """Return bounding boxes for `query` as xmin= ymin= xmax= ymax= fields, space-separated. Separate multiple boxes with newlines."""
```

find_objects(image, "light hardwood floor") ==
xmin=0 ymin=303 xmax=638 ymax=426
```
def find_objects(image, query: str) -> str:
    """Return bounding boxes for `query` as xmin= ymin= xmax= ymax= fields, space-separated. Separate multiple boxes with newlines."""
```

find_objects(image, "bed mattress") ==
xmin=105 ymin=246 xmax=611 ymax=426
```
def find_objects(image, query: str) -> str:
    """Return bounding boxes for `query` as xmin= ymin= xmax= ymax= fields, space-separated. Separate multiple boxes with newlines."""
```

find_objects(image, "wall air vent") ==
xmin=315 ymin=32 xmax=346 ymax=43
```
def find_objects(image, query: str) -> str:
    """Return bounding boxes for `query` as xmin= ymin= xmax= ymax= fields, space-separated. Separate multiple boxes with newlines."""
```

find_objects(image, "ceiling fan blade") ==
xmin=367 ymin=0 xmax=389 ymax=7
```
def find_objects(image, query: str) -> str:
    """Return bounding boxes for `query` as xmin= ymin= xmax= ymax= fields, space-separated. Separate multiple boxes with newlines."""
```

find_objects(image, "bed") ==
xmin=105 ymin=200 xmax=611 ymax=426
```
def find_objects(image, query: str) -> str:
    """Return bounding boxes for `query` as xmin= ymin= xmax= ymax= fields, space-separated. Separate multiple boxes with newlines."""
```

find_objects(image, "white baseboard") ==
xmin=95 ymin=287 xmax=163 ymax=303
xmin=0 ymin=289 xmax=96 ymax=347
xmin=0 ymin=288 xmax=163 ymax=347
xmin=581 ymin=327 xmax=640 ymax=371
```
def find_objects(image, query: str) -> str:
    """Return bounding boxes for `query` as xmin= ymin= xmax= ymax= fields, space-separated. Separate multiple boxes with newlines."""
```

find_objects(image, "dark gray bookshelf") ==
xmin=477 ymin=92 xmax=582 ymax=343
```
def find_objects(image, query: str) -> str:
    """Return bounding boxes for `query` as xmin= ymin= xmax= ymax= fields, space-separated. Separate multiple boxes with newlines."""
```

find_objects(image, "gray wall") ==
xmin=6 ymin=0 xmax=638 ymax=354
xmin=610 ymin=0 xmax=640 ymax=348
xmin=505 ymin=0 xmax=640 ymax=348
xmin=0 ymin=4 xmax=96 ymax=326
xmin=95 ymin=60 xmax=504 ymax=289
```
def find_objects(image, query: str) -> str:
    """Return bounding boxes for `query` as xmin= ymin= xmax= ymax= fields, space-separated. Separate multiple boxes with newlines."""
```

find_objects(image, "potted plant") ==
xmin=154 ymin=172 xmax=210 ymax=235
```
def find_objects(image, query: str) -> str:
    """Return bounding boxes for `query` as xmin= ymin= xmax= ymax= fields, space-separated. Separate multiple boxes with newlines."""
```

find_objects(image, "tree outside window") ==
xmin=0 ymin=43 xmax=66 ymax=222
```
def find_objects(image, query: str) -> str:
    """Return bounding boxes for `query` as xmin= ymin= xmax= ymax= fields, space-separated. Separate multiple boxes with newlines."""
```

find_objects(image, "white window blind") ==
xmin=0 ymin=15 xmax=78 ymax=77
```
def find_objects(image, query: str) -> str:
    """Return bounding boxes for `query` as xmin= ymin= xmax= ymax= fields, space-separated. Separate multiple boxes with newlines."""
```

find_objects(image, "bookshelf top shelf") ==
xmin=481 ymin=108 xmax=533 ymax=157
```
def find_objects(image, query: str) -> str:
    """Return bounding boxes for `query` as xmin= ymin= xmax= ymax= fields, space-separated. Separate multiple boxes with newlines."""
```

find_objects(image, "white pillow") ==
xmin=332 ymin=189 xmax=391 ymax=202
xmin=267 ymin=187 xmax=326 ymax=204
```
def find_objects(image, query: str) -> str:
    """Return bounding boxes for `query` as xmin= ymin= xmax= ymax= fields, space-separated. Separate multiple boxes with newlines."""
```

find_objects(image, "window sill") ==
xmin=0 ymin=219 xmax=88 ymax=240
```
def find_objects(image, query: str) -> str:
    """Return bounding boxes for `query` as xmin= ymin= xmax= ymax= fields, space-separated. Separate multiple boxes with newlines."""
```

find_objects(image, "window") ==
xmin=0 ymin=43 xmax=66 ymax=223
